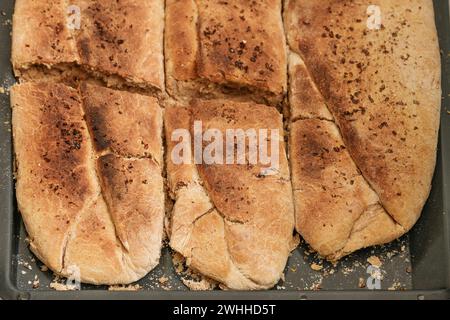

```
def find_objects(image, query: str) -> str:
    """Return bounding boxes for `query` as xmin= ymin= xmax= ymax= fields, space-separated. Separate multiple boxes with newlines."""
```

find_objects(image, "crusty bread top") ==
xmin=76 ymin=0 xmax=165 ymax=89
xmin=165 ymin=0 xmax=287 ymax=102
xmin=290 ymin=119 xmax=404 ymax=260
xmin=12 ymin=0 xmax=165 ymax=91
xmin=12 ymin=0 xmax=79 ymax=69
xmin=11 ymin=82 xmax=95 ymax=273
xmin=81 ymin=82 xmax=163 ymax=163
xmin=285 ymin=0 xmax=441 ymax=230
xmin=165 ymin=100 xmax=295 ymax=289
xmin=12 ymin=82 xmax=165 ymax=285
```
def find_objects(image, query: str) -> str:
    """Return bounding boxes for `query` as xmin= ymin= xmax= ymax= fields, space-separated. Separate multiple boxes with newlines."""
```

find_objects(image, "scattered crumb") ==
xmin=159 ymin=276 xmax=169 ymax=285
xmin=219 ymin=284 xmax=229 ymax=291
xmin=310 ymin=263 xmax=323 ymax=271
xmin=290 ymin=266 xmax=297 ymax=273
xmin=0 ymin=87 xmax=5 ymax=94
xmin=388 ymin=282 xmax=402 ymax=291
xmin=108 ymin=284 xmax=142 ymax=291
xmin=172 ymin=252 xmax=185 ymax=274
xmin=358 ymin=278 xmax=366 ymax=288
xmin=50 ymin=282 xmax=77 ymax=291
xmin=181 ymin=278 xmax=216 ymax=291
xmin=32 ymin=275 xmax=40 ymax=289
xmin=367 ymin=256 xmax=382 ymax=268
xmin=40 ymin=265 xmax=49 ymax=272
xmin=341 ymin=266 xmax=355 ymax=275
xmin=406 ymin=266 xmax=412 ymax=274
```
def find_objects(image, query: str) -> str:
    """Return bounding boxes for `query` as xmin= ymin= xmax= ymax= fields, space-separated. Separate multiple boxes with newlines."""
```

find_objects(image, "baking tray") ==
xmin=0 ymin=0 xmax=449 ymax=300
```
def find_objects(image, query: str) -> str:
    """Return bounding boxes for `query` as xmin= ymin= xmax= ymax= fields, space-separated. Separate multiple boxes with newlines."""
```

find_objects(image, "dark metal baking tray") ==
xmin=0 ymin=0 xmax=449 ymax=300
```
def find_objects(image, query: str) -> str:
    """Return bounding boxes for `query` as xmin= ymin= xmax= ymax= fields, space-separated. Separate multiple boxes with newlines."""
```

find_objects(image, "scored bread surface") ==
xmin=165 ymin=101 xmax=295 ymax=290
xmin=10 ymin=0 xmax=442 ymax=287
xmin=285 ymin=0 xmax=441 ymax=260
xmin=11 ymin=82 xmax=165 ymax=285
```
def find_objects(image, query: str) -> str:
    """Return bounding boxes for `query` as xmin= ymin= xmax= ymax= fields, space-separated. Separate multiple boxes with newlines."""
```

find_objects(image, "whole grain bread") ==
xmin=165 ymin=0 xmax=287 ymax=106
xmin=12 ymin=0 xmax=165 ymax=93
xmin=11 ymin=82 xmax=165 ymax=284
xmin=165 ymin=100 xmax=295 ymax=290
xmin=285 ymin=0 xmax=441 ymax=260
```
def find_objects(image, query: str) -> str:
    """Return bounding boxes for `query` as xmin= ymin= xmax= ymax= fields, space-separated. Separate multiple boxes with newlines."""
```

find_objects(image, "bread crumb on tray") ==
xmin=310 ymin=262 xmax=324 ymax=271
xmin=108 ymin=284 xmax=142 ymax=291
xmin=367 ymin=256 xmax=383 ymax=268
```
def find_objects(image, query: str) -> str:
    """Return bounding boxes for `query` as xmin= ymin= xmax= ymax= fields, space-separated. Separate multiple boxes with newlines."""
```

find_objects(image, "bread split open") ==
xmin=9 ymin=0 xmax=442 ymax=288
xmin=165 ymin=100 xmax=295 ymax=290
xmin=285 ymin=0 xmax=441 ymax=260
xmin=11 ymin=82 xmax=165 ymax=285
xmin=12 ymin=0 xmax=165 ymax=96
xmin=165 ymin=0 xmax=287 ymax=107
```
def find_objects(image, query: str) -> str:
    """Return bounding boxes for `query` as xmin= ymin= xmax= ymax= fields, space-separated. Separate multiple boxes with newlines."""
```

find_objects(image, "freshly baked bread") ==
xmin=12 ymin=0 xmax=164 ymax=93
xmin=165 ymin=100 xmax=295 ymax=290
xmin=10 ymin=0 xmax=442 ymax=288
xmin=165 ymin=0 xmax=287 ymax=106
xmin=11 ymin=82 xmax=165 ymax=284
xmin=285 ymin=0 xmax=441 ymax=260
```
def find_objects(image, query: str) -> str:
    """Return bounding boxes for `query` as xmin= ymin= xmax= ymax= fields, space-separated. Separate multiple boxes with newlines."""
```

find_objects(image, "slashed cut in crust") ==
xmin=11 ymin=82 xmax=165 ymax=284
xmin=285 ymin=0 xmax=441 ymax=260
xmin=165 ymin=100 xmax=295 ymax=290
xmin=12 ymin=0 xmax=164 ymax=93
xmin=165 ymin=0 xmax=287 ymax=106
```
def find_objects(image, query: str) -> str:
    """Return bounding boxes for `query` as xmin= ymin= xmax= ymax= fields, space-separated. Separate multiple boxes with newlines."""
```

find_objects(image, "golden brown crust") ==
xmin=12 ymin=0 xmax=79 ymax=74
xmin=76 ymin=0 xmax=165 ymax=90
xmin=290 ymin=119 xmax=403 ymax=259
xmin=288 ymin=52 xmax=333 ymax=121
xmin=12 ymin=82 xmax=95 ymax=273
xmin=97 ymin=155 xmax=165 ymax=273
xmin=12 ymin=82 xmax=165 ymax=284
xmin=165 ymin=100 xmax=295 ymax=289
xmin=12 ymin=0 xmax=164 ymax=92
xmin=165 ymin=0 xmax=287 ymax=105
xmin=81 ymin=82 xmax=163 ymax=163
xmin=286 ymin=0 xmax=441 ymax=259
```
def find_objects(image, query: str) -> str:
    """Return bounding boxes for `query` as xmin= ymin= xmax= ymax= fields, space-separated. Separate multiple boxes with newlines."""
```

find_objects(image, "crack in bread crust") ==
xmin=165 ymin=103 xmax=295 ymax=290
xmin=12 ymin=82 xmax=165 ymax=285
xmin=164 ymin=0 xmax=287 ymax=106
xmin=285 ymin=0 xmax=440 ymax=260
xmin=12 ymin=0 xmax=165 ymax=97
xmin=287 ymin=17 xmax=404 ymax=231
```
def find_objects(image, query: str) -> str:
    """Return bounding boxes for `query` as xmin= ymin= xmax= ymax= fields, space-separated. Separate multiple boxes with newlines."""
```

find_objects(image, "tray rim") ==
xmin=1 ymin=0 xmax=449 ymax=300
